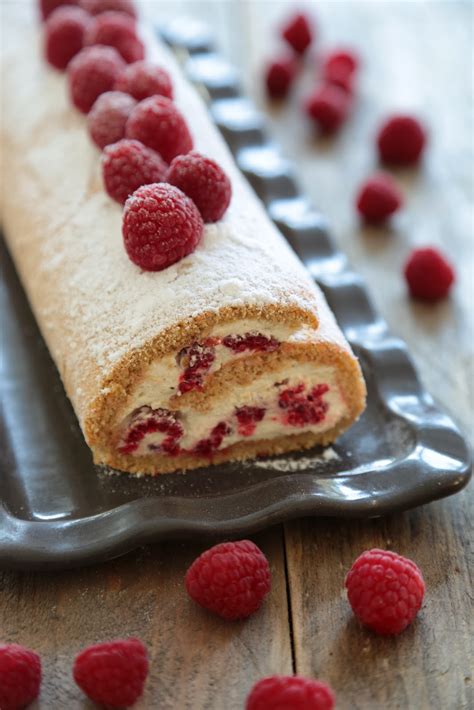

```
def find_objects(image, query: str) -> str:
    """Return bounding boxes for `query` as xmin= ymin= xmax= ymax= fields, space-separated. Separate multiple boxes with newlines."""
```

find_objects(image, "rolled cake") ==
xmin=0 ymin=5 xmax=366 ymax=475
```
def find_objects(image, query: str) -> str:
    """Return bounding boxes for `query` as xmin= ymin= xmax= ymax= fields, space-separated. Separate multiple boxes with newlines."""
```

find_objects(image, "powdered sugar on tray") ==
xmin=248 ymin=447 xmax=340 ymax=471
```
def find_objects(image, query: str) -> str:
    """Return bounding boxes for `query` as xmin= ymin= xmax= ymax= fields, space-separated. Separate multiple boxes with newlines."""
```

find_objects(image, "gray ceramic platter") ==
xmin=0 ymin=22 xmax=471 ymax=570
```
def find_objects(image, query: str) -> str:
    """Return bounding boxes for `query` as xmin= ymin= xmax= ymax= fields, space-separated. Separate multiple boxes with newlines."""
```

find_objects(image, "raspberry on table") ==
xmin=265 ymin=55 xmax=298 ymax=99
xmin=115 ymin=60 xmax=173 ymax=101
xmin=87 ymin=91 xmax=137 ymax=149
xmin=73 ymin=638 xmax=148 ymax=708
xmin=0 ymin=643 xmax=42 ymax=710
xmin=345 ymin=548 xmax=425 ymax=635
xmin=281 ymin=13 xmax=314 ymax=55
xmin=44 ymin=6 xmax=90 ymax=71
xmin=304 ymin=83 xmax=351 ymax=133
xmin=79 ymin=0 xmax=136 ymax=16
xmin=122 ymin=183 xmax=204 ymax=271
xmin=356 ymin=172 xmax=403 ymax=224
xmin=246 ymin=675 xmax=335 ymax=710
xmin=68 ymin=44 xmax=126 ymax=113
xmin=126 ymin=95 xmax=193 ymax=163
xmin=40 ymin=0 xmax=78 ymax=21
xmin=377 ymin=114 xmax=427 ymax=165
xmin=404 ymin=247 xmax=455 ymax=300
xmin=323 ymin=49 xmax=359 ymax=91
xmin=185 ymin=540 xmax=271 ymax=620
xmin=166 ymin=151 xmax=232 ymax=223
xmin=102 ymin=138 xmax=168 ymax=204
xmin=85 ymin=11 xmax=144 ymax=64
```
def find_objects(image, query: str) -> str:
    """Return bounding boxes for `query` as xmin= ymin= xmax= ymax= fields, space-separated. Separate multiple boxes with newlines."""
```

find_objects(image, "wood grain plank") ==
xmin=0 ymin=531 xmax=292 ymax=708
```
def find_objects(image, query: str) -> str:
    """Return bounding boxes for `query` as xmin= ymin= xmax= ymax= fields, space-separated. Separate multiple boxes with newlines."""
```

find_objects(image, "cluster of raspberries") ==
xmin=2 ymin=543 xmax=425 ymax=708
xmin=265 ymin=11 xmax=454 ymax=300
xmin=41 ymin=0 xmax=232 ymax=272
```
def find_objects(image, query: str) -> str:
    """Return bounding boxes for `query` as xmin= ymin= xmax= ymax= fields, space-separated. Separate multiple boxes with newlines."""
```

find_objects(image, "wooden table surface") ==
xmin=1 ymin=1 xmax=473 ymax=708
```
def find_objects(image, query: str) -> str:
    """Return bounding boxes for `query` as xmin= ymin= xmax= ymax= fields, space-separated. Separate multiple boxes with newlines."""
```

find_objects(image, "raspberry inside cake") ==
xmin=100 ymin=314 xmax=365 ymax=474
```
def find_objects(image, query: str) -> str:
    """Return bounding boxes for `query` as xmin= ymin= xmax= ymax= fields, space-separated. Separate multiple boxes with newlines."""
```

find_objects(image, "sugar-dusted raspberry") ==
xmin=85 ymin=11 xmax=144 ymax=63
xmin=126 ymin=95 xmax=193 ymax=163
xmin=377 ymin=114 xmax=427 ymax=165
xmin=0 ymin=643 xmax=42 ymax=710
xmin=185 ymin=540 xmax=271 ymax=619
xmin=281 ymin=13 xmax=314 ymax=55
xmin=73 ymin=638 xmax=148 ymax=708
xmin=279 ymin=383 xmax=329 ymax=427
xmin=323 ymin=49 xmax=359 ymax=89
xmin=118 ymin=406 xmax=183 ymax=455
xmin=68 ymin=44 xmax=126 ymax=113
xmin=166 ymin=151 xmax=231 ymax=223
xmin=404 ymin=247 xmax=455 ymax=301
xmin=304 ymin=84 xmax=351 ymax=133
xmin=246 ymin=676 xmax=335 ymax=710
xmin=102 ymin=138 xmax=167 ymax=204
xmin=345 ymin=548 xmax=425 ymax=635
xmin=87 ymin=91 xmax=136 ymax=149
xmin=265 ymin=55 xmax=298 ymax=99
xmin=79 ymin=0 xmax=136 ymax=16
xmin=44 ymin=6 xmax=90 ymax=71
xmin=115 ymin=60 xmax=173 ymax=101
xmin=356 ymin=172 xmax=403 ymax=224
xmin=192 ymin=421 xmax=232 ymax=456
xmin=122 ymin=183 xmax=203 ymax=271
xmin=40 ymin=0 xmax=79 ymax=21
xmin=221 ymin=333 xmax=279 ymax=353
xmin=177 ymin=339 xmax=217 ymax=394
xmin=235 ymin=406 xmax=266 ymax=436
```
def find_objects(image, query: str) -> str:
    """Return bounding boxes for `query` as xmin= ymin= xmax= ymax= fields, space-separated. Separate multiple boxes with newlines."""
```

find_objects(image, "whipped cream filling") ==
xmin=128 ymin=320 xmax=297 ymax=409
xmin=118 ymin=361 xmax=348 ymax=457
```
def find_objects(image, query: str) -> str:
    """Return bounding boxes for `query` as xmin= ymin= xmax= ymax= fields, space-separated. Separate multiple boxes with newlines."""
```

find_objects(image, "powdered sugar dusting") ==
xmin=252 ymin=447 xmax=340 ymax=471
xmin=1 ymin=3 xmax=350 ymax=428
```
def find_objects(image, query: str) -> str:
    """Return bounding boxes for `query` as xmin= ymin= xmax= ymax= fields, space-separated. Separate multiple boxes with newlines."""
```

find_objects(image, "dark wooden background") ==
xmin=1 ymin=1 xmax=473 ymax=708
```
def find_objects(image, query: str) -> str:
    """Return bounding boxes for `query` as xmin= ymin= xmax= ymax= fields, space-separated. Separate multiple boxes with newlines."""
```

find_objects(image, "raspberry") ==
xmin=87 ymin=91 xmax=136 ymax=148
xmin=278 ymin=383 xmax=329 ymax=427
xmin=0 ymin=644 xmax=42 ymax=710
xmin=304 ymin=84 xmax=351 ymax=133
xmin=126 ymin=95 xmax=193 ymax=163
xmin=44 ymin=6 xmax=90 ymax=71
xmin=323 ymin=49 xmax=359 ymax=91
xmin=221 ymin=333 xmax=279 ymax=353
xmin=40 ymin=0 xmax=79 ymax=21
xmin=166 ymin=152 xmax=231 ymax=223
xmin=345 ymin=548 xmax=425 ymax=635
xmin=235 ymin=406 xmax=266 ymax=436
xmin=122 ymin=183 xmax=203 ymax=271
xmin=246 ymin=676 xmax=335 ymax=710
xmin=356 ymin=172 xmax=403 ymax=224
xmin=85 ymin=11 xmax=144 ymax=63
xmin=68 ymin=45 xmax=126 ymax=113
xmin=115 ymin=60 xmax=173 ymax=101
xmin=185 ymin=540 xmax=271 ymax=620
xmin=265 ymin=55 xmax=297 ymax=99
xmin=79 ymin=0 xmax=136 ymax=16
xmin=177 ymin=339 xmax=217 ymax=393
xmin=192 ymin=421 xmax=232 ymax=456
xmin=73 ymin=638 xmax=148 ymax=708
xmin=281 ymin=13 xmax=314 ymax=55
xmin=119 ymin=406 xmax=183 ymax=455
xmin=102 ymin=138 xmax=167 ymax=204
xmin=377 ymin=114 xmax=426 ymax=165
xmin=404 ymin=247 xmax=455 ymax=300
